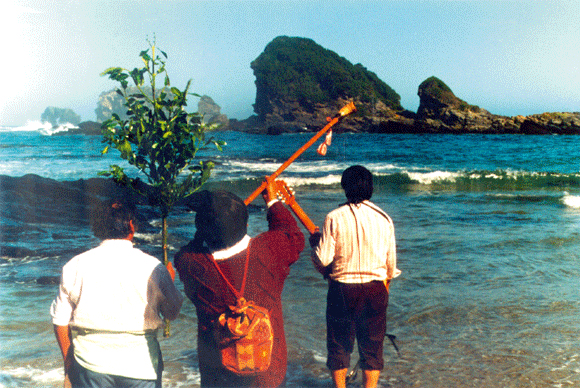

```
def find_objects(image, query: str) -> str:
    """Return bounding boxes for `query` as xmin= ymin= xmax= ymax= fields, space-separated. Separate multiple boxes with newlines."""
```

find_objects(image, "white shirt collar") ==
xmin=212 ymin=235 xmax=251 ymax=260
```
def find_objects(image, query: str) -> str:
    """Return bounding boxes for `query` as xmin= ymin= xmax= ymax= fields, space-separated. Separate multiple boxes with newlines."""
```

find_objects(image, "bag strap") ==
xmin=208 ymin=240 xmax=251 ymax=299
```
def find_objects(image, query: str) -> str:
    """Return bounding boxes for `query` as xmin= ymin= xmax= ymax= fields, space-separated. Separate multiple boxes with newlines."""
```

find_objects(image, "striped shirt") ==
xmin=312 ymin=200 xmax=401 ymax=284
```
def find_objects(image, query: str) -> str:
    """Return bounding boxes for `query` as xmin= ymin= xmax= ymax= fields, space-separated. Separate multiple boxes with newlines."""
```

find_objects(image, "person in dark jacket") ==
xmin=174 ymin=179 xmax=304 ymax=387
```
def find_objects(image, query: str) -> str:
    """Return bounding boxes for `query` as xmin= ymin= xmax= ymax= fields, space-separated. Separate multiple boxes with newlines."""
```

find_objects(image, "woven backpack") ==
xmin=209 ymin=243 xmax=274 ymax=375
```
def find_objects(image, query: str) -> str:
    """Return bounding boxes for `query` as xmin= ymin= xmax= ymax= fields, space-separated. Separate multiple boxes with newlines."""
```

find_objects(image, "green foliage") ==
xmin=99 ymin=40 xmax=225 ymax=219
xmin=251 ymin=36 xmax=402 ymax=116
xmin=419 ymin=76 xmax=452 ymax=95
xmin=420 ymin=76 xmax=480 ymax=112
xmin=41 ymin=107 xmax=81 ymax=126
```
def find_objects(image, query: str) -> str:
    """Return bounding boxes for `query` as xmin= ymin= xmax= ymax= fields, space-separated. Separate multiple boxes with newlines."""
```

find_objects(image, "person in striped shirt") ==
xmin=310 ymin=165 xmax=401 ymax=388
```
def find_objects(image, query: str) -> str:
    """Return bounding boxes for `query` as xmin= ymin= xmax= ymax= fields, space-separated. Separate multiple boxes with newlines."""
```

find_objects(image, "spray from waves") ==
xmin=374 ymin=169 xmax=580 ymax=192
xmin=210 ymin=163 xmax=580 ymax=195
xmin=0 ymin=366 xmax=63 ymax=387
xmin=0 ymin=121 xmax=77 ymax=135
xmin=562 ymin=192 xmax=580 ymax=209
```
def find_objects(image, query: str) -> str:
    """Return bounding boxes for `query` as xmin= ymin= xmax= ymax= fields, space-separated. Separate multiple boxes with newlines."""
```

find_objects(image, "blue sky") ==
xmin=1 ymin=0 xmax=578 ymax=126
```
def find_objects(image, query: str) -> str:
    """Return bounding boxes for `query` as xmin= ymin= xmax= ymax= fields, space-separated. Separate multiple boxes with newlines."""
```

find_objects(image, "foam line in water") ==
xmin=0 ymin=120 xmax=77 ymax=135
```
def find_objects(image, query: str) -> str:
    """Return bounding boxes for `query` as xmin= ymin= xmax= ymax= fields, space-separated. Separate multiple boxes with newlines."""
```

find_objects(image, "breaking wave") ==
xmin=218 ymin=168 xmax=580 ymax=193
xmin=0 ymin=121 xmax=77 ymax=135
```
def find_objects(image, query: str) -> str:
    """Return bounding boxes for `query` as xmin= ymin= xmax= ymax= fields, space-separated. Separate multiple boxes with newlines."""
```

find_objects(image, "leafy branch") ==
xmin=99 ymin=40 xmax=225 ymax=335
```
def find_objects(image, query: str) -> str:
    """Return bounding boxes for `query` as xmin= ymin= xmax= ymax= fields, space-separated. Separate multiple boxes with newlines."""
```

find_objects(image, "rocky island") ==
xmin=229 ymin=36 xmax=579 ymax=135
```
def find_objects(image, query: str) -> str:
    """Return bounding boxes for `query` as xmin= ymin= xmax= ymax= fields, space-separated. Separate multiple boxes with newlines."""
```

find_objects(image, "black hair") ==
xmin=341 ymin=165 xmax=373 ymax=204
xmin=194 ymin=191 xmax=248 ymax=251
xmin=91 ymin=199 xmax=136 ymax=240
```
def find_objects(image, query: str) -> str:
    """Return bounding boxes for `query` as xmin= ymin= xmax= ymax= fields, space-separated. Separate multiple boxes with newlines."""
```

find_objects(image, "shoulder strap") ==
xmin=208 ymin=240 xmax=251 ymax=299
xmin=361 ymin=201 xmax=393 ymax=224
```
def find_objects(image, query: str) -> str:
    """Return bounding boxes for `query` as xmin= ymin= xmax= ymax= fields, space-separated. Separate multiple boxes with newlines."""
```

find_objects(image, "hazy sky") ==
xmin=1 ymin=0 xmax=578 ymax=126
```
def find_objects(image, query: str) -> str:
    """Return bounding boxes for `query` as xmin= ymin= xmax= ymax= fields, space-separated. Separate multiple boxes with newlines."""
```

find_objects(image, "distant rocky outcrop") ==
xmin=60 ymin=94 xmax=227 ymax=136
xmin=41 ymin=107 xmax=81 ymax=126
xmin=411 ymin=77 xmax=580 ymax=134
xmin=230 ymin=37 xmax=579 ymax=135
xmin=198 ymin=95 xmax=229 ymax=128
xmin=95 ymin=87 xmax=227 ymax=127
xmin=57 ymin=121 xmax=102 ymax=136
xmin=64 ymin=36 xmax=578 ymax=136
xmin=95 ymin=88 xmax=130 ymax=123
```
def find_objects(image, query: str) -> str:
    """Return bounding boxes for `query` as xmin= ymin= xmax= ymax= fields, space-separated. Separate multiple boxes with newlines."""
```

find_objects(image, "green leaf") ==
xmin=170 ymin=87 xmax=182 ymax=97
xmin=130 ymin=68 xmax=145 ymax=86
xmin=140 ymin=50 xmax=151 ymax=62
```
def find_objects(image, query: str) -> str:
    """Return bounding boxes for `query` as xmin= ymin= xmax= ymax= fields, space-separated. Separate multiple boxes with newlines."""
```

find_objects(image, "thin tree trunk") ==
xmin=162 ymin=216 xmax=171 ymax=337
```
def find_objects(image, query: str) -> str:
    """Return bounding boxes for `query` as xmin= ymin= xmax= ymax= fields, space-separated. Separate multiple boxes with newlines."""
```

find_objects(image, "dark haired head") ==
xmin=92 ymin=199 xmax=136 ymax=240
xmin=341 ymin=165 xmax=373 ymax=204
xmin=191 ymin=191 xmax=248 ymax=251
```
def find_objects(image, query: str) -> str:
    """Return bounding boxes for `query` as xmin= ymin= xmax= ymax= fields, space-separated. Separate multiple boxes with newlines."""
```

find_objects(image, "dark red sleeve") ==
xmin=267 ymin=201 xmax=305 ymax=264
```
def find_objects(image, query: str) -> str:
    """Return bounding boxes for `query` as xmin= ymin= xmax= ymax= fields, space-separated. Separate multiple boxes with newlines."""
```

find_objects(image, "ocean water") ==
xmin=2 ymin=122 xmax=580 ymax=387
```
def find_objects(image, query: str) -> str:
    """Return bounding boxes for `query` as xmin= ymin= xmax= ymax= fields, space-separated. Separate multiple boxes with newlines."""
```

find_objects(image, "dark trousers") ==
xmin=326 ymin=280 xmax=389 ymax=371
xmin=69 ymin=358 xmax=162 ymax=388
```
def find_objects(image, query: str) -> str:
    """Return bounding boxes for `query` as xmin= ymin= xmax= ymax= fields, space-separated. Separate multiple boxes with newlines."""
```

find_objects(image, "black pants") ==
xmin=326 ymin=280 xmax=389 ymax=371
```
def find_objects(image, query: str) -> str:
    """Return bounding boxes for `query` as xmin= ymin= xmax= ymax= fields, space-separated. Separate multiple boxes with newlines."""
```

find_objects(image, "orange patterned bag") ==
xmin=214 ymin=296 xmax=273 ymax=374
xmin=210 ymin=243 xmax=273 ymax=375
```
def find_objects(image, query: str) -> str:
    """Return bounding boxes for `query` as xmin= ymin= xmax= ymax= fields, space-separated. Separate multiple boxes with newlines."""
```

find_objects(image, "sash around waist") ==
xmin=71 ymin=326 xmax=161 ymax=380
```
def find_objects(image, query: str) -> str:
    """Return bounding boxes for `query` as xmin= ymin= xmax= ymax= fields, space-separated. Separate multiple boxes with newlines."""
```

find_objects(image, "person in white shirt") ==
xmin=310 ymin=165 xmax=400 ymax=388
xmin=50 ymin=199 xmax=183 ymax=388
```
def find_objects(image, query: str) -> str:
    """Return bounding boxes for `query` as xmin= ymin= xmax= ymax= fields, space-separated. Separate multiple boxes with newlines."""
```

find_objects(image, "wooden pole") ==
xmin=244 ymin=101 xmax=356 ymax=206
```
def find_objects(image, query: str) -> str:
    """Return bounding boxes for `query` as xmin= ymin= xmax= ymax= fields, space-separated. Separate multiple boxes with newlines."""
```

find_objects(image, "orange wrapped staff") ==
xmin=271 ymin=179 xmax=319 ymax=234
xmin=244 ymin=101 xmax=356 ymax=207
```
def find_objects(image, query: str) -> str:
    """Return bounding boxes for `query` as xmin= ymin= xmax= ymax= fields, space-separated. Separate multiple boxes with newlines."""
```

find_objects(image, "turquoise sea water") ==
xmin=2 ymin=125 xmax=580 ymax=387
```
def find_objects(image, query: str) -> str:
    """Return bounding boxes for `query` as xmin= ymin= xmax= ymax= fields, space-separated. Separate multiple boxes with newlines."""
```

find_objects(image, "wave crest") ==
xmin=0 ymin=120 xmax=77 ymax=135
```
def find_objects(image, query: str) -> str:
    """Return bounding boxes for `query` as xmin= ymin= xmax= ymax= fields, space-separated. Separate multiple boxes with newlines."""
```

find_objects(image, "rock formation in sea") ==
xmin=229 ymin=36 xmax=579 ymax=135
xmin=410 ymin=77 xmax=580 ymax=134
xmin=66 ymin=93 xmax=228 ymax=135
xmin=41 ymin=107 xmax=81 ymax=126
xmin=232 ymin=35 xmax=407 ymax=134
xmin=198 ymin=95 xmax=229 ymax=128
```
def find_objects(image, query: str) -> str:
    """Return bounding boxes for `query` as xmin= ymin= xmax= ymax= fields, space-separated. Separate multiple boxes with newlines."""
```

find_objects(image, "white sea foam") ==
xmin=562 ymin=193 xmax=580 ymax=209
xmin=0 ymin=366 xmax=63 ymax=387
xmin=281 ymin=174 xmax=342 ymax=188
xmin=407 ymin=170 xmax=462 ymax=184
xmin=0 ymin=120 xmax=77 ymax=135
xmin=220 ymin=159 xmax=409 ymax=179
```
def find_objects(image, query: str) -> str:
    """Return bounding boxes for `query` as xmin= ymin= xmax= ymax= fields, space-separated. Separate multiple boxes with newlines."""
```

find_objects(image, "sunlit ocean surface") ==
xmin=2 ymin=125 xmax=580 ymax=387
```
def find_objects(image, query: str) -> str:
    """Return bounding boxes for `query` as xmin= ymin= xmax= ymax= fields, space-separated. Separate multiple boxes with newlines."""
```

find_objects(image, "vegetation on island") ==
xmin=419 ymin=76 xmax=480 ymax=113
xmin=99 ymin=40 xmax=224 ymax=337
xmin=251 ymin=36 xmax=402 ymax=116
